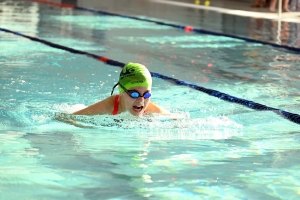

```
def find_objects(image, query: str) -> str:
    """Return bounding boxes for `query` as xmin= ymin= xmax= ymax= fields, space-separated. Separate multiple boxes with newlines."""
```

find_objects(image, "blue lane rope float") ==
xmin=31 ymin=0 xmax=300 ymax=53
xmin=1 ymin=27 xmax=300 ymax=125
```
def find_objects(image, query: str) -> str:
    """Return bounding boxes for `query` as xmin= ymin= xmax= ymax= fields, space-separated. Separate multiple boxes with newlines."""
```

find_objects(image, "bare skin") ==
xmin=269 ymin=0 xmax=290 ymax=12
xmin=54 ymin=86 xmax=170 ymax=128
xmin=73 ymin=86 xmax=169 ymax=116
xmin=251 ymin=0 xmax=267 ymax=7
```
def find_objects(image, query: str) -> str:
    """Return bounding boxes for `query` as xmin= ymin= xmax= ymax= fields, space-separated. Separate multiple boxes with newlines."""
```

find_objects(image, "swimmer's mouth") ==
xmin=133 ymin=106 xmax=143 ymax=112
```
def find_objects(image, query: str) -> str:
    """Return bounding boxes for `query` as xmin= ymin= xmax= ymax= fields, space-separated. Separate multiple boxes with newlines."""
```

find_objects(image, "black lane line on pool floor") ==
xmin=31 ymin=0 xmax=300 ymax=53
xmin=1 ymin=27 xmax=300 ymax=125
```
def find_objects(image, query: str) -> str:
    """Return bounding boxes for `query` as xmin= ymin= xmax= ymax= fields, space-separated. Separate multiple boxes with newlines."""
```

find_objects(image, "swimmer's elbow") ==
xmin=161 ymin=108 xmax=171 ymax=115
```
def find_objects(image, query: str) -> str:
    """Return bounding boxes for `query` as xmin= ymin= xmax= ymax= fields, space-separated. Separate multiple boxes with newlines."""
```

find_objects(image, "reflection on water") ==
xmin=0 ymin=0 xmax=39 ymax=36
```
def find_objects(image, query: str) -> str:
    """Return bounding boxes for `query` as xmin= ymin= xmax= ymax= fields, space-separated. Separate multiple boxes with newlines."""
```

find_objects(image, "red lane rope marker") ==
xmin=32 ymin=0 xmax=74 ymax=8
xmin=98 ymin=57 xmax=110 ymax=62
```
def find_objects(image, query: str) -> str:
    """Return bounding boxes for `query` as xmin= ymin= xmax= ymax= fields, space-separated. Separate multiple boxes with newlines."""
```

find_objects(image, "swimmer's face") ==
xmin=121 ymin=86 xmax=151 ymax=116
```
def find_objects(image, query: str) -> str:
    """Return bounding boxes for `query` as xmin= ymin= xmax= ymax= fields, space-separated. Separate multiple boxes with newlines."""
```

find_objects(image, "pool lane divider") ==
xmin=0 ymin=28 xmax=124 ymax=68
xmin=31 ymin=0 xmax=300 ymax=53
xmin=1 ymin=27 xmax=300 ymax=125
xmin=32 ymin=0 xmax=74 ymax=8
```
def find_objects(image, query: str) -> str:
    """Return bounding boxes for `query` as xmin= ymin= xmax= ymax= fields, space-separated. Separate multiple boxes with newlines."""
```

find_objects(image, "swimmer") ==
xmin=73 ymin=62 xmax=170 ymax=116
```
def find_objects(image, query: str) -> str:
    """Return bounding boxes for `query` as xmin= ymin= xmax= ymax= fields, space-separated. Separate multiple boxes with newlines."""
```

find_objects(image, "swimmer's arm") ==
xmin=147 ymin=101 xmax=171 ymax=115
xmin=148 ymin=102 xmax=185 ymax=119
xmin=54 ymin=113 xmax=94 ymax=128
xmin=73 ymin=96 xmax=114 ymax=115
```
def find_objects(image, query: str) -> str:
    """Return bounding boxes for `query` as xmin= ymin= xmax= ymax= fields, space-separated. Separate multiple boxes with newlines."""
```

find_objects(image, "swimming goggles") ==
xmin=111 ymin=83 xmax=151 ymax=99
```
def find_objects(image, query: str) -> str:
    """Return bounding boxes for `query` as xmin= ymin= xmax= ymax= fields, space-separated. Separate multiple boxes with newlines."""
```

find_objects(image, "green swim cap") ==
xmin=118 ymin=62 xmax=152 ymax=93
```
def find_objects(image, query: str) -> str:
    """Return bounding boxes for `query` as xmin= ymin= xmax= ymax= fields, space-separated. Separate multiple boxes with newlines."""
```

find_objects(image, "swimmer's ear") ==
xmin=111 ymin=83 xmax=119 ymax=95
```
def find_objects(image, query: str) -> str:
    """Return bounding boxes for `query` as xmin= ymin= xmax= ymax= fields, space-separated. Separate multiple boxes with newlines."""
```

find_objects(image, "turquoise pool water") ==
xmin=1 ymin=0 xmax=300 ymax=199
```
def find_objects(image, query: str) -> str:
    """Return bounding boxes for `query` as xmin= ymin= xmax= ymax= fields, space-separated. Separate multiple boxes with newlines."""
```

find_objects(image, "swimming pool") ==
xmin=1 ymin=0 xmax=300 ymax=199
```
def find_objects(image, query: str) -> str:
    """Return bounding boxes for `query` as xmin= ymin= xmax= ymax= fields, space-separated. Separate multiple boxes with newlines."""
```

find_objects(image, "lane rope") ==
xmin=1 ymin=27 xmax=300 ymax=125
xmin=31 ymin=0 xmax=300 ymax=53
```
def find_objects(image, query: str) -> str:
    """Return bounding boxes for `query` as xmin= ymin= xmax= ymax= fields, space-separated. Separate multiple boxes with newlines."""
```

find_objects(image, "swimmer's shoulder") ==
xmin=146 ymin=102 xmax=186 ymax=119
xmin=146 ymin=101 xmax=170 ymax=114
xmin=73 ymin=95 xmax=115 ymax=115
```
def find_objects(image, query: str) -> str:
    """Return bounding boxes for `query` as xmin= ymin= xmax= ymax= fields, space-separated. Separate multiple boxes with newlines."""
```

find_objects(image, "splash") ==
xmin=54 ymin=112 xmax=243 ymax=140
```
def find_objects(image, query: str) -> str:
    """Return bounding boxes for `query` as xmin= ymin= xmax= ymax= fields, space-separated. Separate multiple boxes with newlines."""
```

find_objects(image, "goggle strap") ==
xmin=111 ymin=83 xmax=119 ymax=96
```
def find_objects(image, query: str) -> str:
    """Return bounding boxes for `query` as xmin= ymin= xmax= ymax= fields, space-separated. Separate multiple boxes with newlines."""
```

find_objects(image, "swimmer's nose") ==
xmin=136 ymin=96 xmax=144 ymax=103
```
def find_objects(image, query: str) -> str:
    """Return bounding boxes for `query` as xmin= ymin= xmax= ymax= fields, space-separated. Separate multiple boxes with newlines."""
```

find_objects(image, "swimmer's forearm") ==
xmin=73 ymin=98 xmax=112 ymax=115
xmin=54 ymin=113 xmax=94 ymax=128
xmin=72 ymin=107 xmax=101 ymax=115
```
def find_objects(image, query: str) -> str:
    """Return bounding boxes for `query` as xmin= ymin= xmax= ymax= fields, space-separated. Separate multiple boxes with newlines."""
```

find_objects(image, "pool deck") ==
xmin=69 ymin=0 xmax=300 ymax=23
xmin=149 ymin=0 xmax=300 ymax=22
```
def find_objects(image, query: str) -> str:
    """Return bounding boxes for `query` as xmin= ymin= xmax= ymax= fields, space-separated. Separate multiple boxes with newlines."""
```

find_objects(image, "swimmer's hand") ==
xmin=147 ymin=112 xmax=187 ymax=120
xmin=54 ymin=113 xmax=95 ymax=129
xmin=167 ymin=113 xmax=187 ymax=120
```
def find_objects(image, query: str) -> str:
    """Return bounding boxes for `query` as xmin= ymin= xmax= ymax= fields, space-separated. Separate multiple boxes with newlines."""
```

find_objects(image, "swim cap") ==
xmin=118 ymin=62 xmax=152 ymax=93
